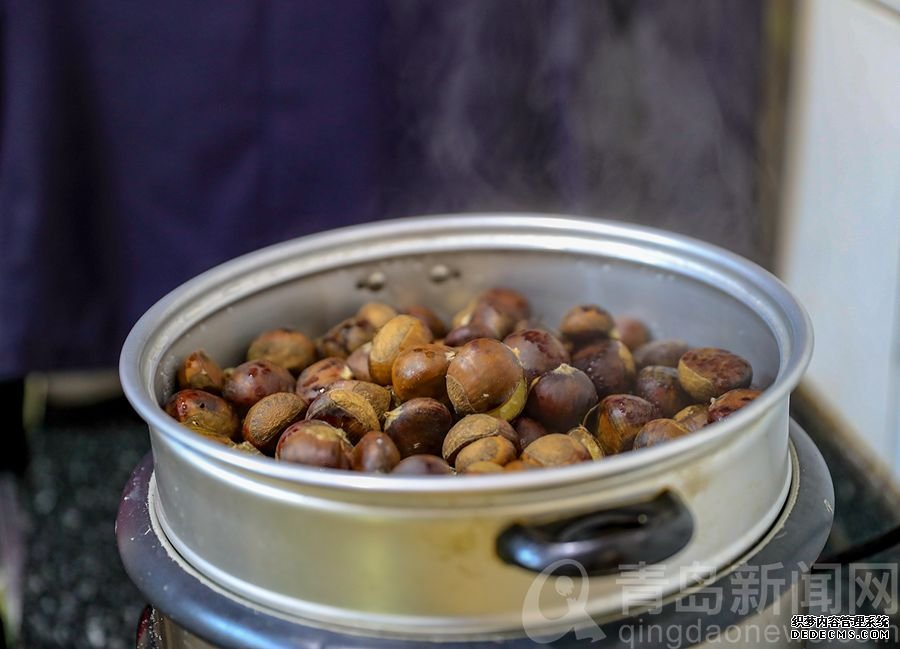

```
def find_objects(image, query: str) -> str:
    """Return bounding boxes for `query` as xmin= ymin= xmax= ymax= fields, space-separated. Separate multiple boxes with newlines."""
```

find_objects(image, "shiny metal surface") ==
xmin=119 ymin=215 xmax=813 ymax=634
xmin=121 ymin=422 xmax=833 ymax=648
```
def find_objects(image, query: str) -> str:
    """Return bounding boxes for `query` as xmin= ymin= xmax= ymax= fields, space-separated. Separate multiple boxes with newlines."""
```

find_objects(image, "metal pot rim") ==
xmin=119 ymin=213 xmax=813 ymax=495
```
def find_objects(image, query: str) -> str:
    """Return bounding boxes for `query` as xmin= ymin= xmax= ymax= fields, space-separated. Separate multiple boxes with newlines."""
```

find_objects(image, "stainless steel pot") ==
xmin=119 ymin=215 xmax=813 ymax=637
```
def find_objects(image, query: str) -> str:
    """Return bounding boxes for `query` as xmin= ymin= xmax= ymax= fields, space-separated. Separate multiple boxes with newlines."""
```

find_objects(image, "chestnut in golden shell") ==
xmin=444 ymin=322 xmax=500 ymax=346
xmin=461 ymin=461 xmax=505 ymax=475
xmin=708 ymin=388 xmax=762 ymax=423
xmin=503 ymin=329 xmax=570 ymax=384
xmin=305 ymin=389 xmax=381 ymax=444
xmin=275 ymin=420 xmax=352 ymax=469
xmin=633 ymin=419 xmax=690 ymax=450
xmin=351 ymin=431 xmax=401 ymax=473
xmin=454 ymin=435 xmax=517 ymax=472
xmin=177 ymin=350 xmax=225 ymax=394
xmin=247 ymin=329 xmax=317 ymax=375
xmin=559 ymin=305 xmax=616 ymax=350
xmin=614 ymin=316 xmax=651 ymax=351
xmin=383 ymin=397 xmax=453 ymax=458
xmin=317 ymin=316 xmax=376 ymax=359
xmin=391 ymin=344 xmax=456 ymax=404
xmin=524 ymin=364 xmax=599 ymax=433
xmin=392 ymin=455 xmax=454 ymax=476
xmin=242 ymin=391 xmax=308 ymax=453
xmin=633 ymin=339 xmax=690 ymax=370
xmin=567 ymin=425 xmax=604 ymax=460
xmin=583 ymin=394 xmax=661 ymax=455
xmin=673 ymin=404 xmax=710 ymax=433
xmin=295 ymin=357 xmax=354 ymax=404
xmin=678 ymin=348 xmax=753 ymax=403
xmin=572 ymin=339 xmax=636 ymax=399
xmin=165 ymin=389 xmax=241 ymax=441
xmin=368 ymin=315 xmax=434 ymax=385
xmin=327 ymin=379 xmax=392 ymax=422
xmin=446 ymin=338 xmax=525 ymax=418
xmin=521 ymin=434 xmax=591 ymax=468
xmin=635 ymin=365 xmax=691 ymax=418
xmin=222 ymin=360 xmax=295 ymax=412
xmin=442 ymin=414 xmax=518 ymax=464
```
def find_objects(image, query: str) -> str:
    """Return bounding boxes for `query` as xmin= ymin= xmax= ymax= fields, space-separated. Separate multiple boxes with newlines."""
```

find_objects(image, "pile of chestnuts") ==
xmin=163 ymin=288 xmax=761 ymax=476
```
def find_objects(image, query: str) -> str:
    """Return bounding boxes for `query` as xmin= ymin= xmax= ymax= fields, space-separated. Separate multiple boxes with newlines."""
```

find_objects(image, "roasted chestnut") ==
xmin=708 ymin=389 xmax=762 ymax=423
xmin=177 ymin=350 xmax=225 ymax=394
xmin=502 ymin=329 xmax=570 ymax=384
xmin=567 ymin=425 xmax=604 ymax=460
xmin=383 ymin=397 xmax=453 ymax=458
xmin=391 ymin=344 xmax=456 ymax=404
xmin=317 ymin=317 xmax=376 ymax=359
xmin=583 ymin=394 xmax=660 ymax=455
xmin=511 ymin=417 xmax=551 ymax=453
xmin=632 ymin=339 xmax=690 ymax=370
xmin=403 ymin=305 xmax=448 ymax=338
xmin=242 ymin=391 xmax=308 ymax=453
xmin=673 ymin=404 xmax=710 ymax=433
xmin=678 ymin=348 xmax=753 ymax=402
xmin=247 ymin=329 xmax=317 ymax=375
xmin=275 ymin=420 xmax=352 ymax=469
xmin=351 ymin=431 xmax=402 ymax=473
xmin=446 ymin=338 xmax=525 ymax=419
xmin=461 ymin=461 xmax=505 ymax=474
xmin=392 ymin=455 xmax=454 ymax=475
xmin=346 ymin=343 xmax=372 ymax=382
xmin=454 ymin=435 xmax=517 ymax=472
xmin=164 ymin=389 xmax=240 ymax=441
xmin=521 ymin=434 xmax=591 ymax=467
xmin=295 ymin=357 xmax=354 ymax=404
xmin=614 ymin=316 xmax=651 ymax=351
xmin=305 ymin=389 xmax=381 ymax=444
xmin=634 ymin=366 xmax=691 ymax=418
xmin=222 ymin=360 xmax=295 ymax=412
xmin=368 ymin=315 xmax=434 ymax=385
xmin=571 ymin=339 xmax=636 ymax=399
xmin=357 ymin=302 xmax=398 ymax=330
xmin=633 ymin=419 xmax=690 ymax=450
xmin=442 ymin=414 xmax=518 ymax=464
xmin=524 ymin=364 xmax=598 ymax=433
xmin=328 ymin=379 xmax=392 ymax=421
xmin=559 ymin=305 xmax=616 ymax=349
xmin=444 ymin=322 xmax=499 ymax=346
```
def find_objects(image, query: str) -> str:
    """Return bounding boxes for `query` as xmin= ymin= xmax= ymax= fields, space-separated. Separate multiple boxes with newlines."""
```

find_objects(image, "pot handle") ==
xmin=496 ymin=490 xmax=693 ymax=576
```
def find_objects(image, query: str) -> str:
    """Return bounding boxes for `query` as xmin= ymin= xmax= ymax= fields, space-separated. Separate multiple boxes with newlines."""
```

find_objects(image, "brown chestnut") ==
xmin=357 ymin=302 xmax=398 ymax=330
xmin=708 ymin=389 xmax=762 ymax=423
xmin=446 ymin=338 xmax=525 ymax=418
xmin=368 ymin=315 xmax=434 ymax=385
xmin=633 ymin=419 xmax=690 ymax=449
xmin=164 ymin=389 xmax=241 ymax=441
xmin=391 ymin=344 xmax=456 ymax=404
xmin=305 ymin=389 xmax=381 ymax=444
xmin=632 ymin=339 xmax=691 ymax=370
xmin=351 ymin=431 xmax=402 ymax=473
xmin=346 ymin=342 xmax=372 ymax=382
xmin=678 ymin=348 xmax=753 ymax=402
xmin=454 ymin=435 xmax=517 ymax=472
xmin=295 ymin=357 xmax=354 ymax=403
xmin=275 ymin=420 xmax=351 ymax=469
xmin=222 ymin=360 xmax=295 ymax=412
xmin=635 ymin=366 xmax=691 ymax=418
xmin=524 ymin=364 xmax=598 ymax=433
xmin=511 ymin=417 xmax=551 ymax=453
xmin=504 ymin=460 xmax=535 ymax=472
xmin=461 ymin=461 xmax=505 ymax=474
xmin=615 ymin=316 xmax=652 ymax=351
xmin=383 ymin=398 xmax=453 ymax=458
xmin=583 ymin=394 xmax=660 ymax=455
xmin=442 ymin=414 xmax=518 ymax=464
xmin=317 ymin=317 xmax=376 ymax=359
xmin=559 ymin=305 xmax=616 ymax=349
xmin=567 ymin=425 xmax=604 ymax=460
xmin=402 ymin=305 xmax=448 ymax=338
xmin=242 ymin=391 xmax=308 ymax=453
xmin=232 ymin=441 xmax=264 ymax=455
xmin=328 ymin=379 xmax=392 ymax=421
xmin=392 ymin=455 xmax=454 ymax=476
xmin=452 ymin=288 xmax=530 ymax=339
xmin=502 ymin=329 xmax=570 ymax=384
xmin=571 ymin=339 xmax=636 ymax=399
xmin=521 ymin=434 xmax=591 ymax=467
xmin=177 ymin=350 xmax=225 ymax=394
xmin=673 ymin=404 xmax=710 ymax=433
xmin=444 ymin=322 xmax=499 ymax=346
xmin=247 ymin=329 xmax=317 ymax=375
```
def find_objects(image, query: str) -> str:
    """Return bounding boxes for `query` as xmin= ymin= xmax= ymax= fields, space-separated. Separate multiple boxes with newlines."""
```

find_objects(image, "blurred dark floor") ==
xmin=7 ymin=396 xmax=900 ymax=648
